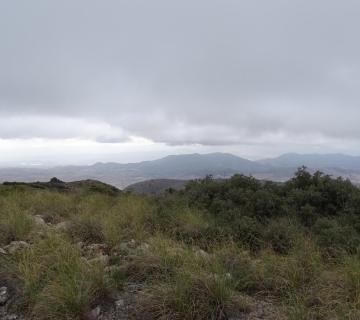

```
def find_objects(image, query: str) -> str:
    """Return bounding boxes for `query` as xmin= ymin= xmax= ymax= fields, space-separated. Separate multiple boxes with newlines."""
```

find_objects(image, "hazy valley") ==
xmin=1 ymin=153 xmax=360 ymax=189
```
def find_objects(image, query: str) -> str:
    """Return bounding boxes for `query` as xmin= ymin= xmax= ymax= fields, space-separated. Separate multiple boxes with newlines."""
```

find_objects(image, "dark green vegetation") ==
xmin=125 ymin=179 xmax=188 ymax=194
xmin=0 ymin=168 xmax=359 ymax=319
xmin=2 ymin=177 xmax=120 ymax=195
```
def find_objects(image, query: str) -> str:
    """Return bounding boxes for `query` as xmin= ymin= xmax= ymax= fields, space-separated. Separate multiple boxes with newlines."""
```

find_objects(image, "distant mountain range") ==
xmin=1 ymin=152 xmax=360 ymax=188
xmin=258 ymin=153 xmax=360 ymax=171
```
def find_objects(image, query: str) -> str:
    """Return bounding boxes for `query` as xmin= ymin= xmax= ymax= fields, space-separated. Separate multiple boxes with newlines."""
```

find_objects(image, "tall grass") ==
xmin=130 ymin=235 xmax=235 ymax=319
xmin=7 ymin=233 xmax=109 ymax=319
xmin=0 ymin=201 xmax=34 ymax=245
xmin=0 ymin=179 xmax=359 ymax=320
xmin=102 ymin=194 xmax=155 ymax=246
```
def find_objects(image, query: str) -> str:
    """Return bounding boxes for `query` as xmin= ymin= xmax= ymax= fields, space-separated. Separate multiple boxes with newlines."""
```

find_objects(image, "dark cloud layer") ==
xmin=1 ymin=0 xmax=360 ymax=146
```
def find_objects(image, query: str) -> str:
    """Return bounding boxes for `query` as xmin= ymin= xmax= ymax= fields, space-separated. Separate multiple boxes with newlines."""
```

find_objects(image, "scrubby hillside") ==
xmin=125 ymin=179 xmax=188 ymax=194
xmin=0 ymin=168 xmax=359 ymax=319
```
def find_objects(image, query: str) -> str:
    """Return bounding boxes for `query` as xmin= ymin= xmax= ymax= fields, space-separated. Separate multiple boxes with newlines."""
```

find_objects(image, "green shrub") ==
xmin=264 ymin=218 xmax=298 ymax=254
xmin=230 ymin=215 xmax=263 ymax=252
xmin=343 ymin=256 xmax=360 ymax=308
xmin=299 ymin=204 xmax=318 ymax=227
xmin=313 ymin=218 xmax=360 ymax=254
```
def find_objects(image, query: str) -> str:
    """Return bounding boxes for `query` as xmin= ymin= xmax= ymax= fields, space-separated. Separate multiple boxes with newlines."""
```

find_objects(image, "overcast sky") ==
xmin=1 ymin=0 xmax=360 ymax=166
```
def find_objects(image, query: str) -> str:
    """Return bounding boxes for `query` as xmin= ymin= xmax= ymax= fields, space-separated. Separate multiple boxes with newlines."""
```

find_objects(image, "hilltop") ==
xmin=2 ymin=177 xmax=120 ymax=195
xmin=0 ymin=169 xmax=359 ymax=319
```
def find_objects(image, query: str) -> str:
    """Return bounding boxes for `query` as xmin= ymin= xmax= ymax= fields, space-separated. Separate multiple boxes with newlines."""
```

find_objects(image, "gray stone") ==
xmin=104 ymin=265 xmax=124 ymax=274
xmin=54 ymin=221 xmax=70 ymax=232
xmin=76 ymin=241 xmax=85 ymax=250
xmin=3 ymin=315 xmax=18 ymax=320
xmin=4 ymin=241 xmax=30 ymax=254
xmin=128 ymin=239 xmax=136 ymax=249
xmin=118 ymin=242 xmax=129 ymax=251
xmin=194 ymin=249 xmax=211 ymax=260
xmin=117 ymin=240 xmax=137 ymax=252
xmin=89 ymin=254 xmax=110 ymax=266
xmin=137 ymin=243 xmax=150 ymax=252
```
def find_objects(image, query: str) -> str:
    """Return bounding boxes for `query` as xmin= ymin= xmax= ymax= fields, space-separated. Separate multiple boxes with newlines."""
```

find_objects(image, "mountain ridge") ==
xmin=1 ymin=152 xmax=360 ymax=188
xmin=258 ymin=152 xmax=360 ymax=171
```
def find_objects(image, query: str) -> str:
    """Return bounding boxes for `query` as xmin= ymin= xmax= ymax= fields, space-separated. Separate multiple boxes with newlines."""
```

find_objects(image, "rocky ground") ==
xmin=0 ymin=233 xmax=284 ymax=320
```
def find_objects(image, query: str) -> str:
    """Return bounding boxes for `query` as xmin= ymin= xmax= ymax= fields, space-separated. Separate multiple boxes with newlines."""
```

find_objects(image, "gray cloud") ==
xmin=1 ymin=0 xmax=360 ymax=148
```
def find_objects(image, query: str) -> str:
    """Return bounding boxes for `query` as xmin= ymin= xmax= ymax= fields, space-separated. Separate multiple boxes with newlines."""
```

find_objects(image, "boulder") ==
xmin=194 ymin=249 xmax=211 ymax=260
xmin=84 ymin=306 xmax=101 ymax=320
xmin=33 ymin=215 xmax=46 ymax=226
xmin=50 ymin=177 xmax=64 ymax=184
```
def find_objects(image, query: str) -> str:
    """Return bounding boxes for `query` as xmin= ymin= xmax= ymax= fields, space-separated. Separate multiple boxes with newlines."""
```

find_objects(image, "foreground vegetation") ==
xmin=0 ymin=168 xmax=359 ymax=319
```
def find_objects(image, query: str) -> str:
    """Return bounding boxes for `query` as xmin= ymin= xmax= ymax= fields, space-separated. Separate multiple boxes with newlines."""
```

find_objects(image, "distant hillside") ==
xmin=1 ymin=152 xmax=360 ymax=188
xmin=259 ymin=153 xmax=360 ymax=171
xmin=125 ymin=179 xmax=188 ymax=194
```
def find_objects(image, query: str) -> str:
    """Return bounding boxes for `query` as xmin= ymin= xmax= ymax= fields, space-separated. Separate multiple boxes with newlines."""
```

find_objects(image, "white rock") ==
xmin=115 ymin=299 xmax=125 ymax=308
xmin=0 ymin=286 xmax=9 ymax=305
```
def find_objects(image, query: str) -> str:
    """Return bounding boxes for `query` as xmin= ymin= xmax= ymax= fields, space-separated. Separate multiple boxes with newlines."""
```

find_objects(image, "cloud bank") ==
xmin=1 ymin=0 xmax=360 ymax=150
